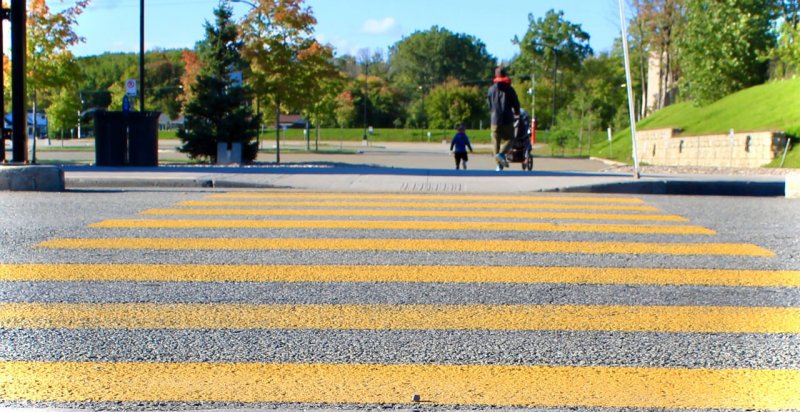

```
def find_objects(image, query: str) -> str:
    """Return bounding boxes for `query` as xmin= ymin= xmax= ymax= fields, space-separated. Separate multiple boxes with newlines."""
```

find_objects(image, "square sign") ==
xmin=125 ymin=79 xmax=137 ymax=96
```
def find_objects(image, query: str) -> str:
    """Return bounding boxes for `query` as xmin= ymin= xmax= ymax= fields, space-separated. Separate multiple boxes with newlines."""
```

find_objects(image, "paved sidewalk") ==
xmin=60 ymin=164 xmax=787 ymax=196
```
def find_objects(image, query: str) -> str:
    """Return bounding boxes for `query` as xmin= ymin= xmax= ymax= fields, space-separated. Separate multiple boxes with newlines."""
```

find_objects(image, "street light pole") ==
xmin=11 ymin=0 xmax=27 ymax=163
xmin=618 ymin=0 xmax=641 ymax=178
xmin=231 ymin=0 xmax=261 ymax=150
xmin=550 ymin=48 xmax=558 ymax=129
xmin=362 ymin=59 xmax=368 ymax=144
xmin=0 ymin=7 xmax=8 ymax=162
xmin=139 ymin=0 xmax=145 ymax=112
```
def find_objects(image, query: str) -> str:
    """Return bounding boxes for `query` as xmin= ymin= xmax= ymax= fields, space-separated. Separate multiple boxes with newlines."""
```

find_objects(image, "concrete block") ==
xmin=787 ymin=173 xmax=800 ymax=199
xmin=0 ymin=165 xmax=64 ymax=191
xmin=217 ymin=142 xmax=242 ymax=165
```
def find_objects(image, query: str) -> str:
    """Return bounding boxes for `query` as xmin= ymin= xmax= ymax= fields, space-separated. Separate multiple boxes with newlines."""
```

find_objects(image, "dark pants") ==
xmin=454 ymin=152 xmax=468 ymax=169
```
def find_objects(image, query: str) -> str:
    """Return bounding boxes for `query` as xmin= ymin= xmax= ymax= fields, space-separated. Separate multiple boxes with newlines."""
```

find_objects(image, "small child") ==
xmin=450 ymin=124 xmax=473 ymax=170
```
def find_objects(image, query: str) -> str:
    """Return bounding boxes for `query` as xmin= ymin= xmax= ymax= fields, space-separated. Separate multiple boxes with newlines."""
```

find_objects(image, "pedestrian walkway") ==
xmin=1 ymin=190 xmax=797 ymax=410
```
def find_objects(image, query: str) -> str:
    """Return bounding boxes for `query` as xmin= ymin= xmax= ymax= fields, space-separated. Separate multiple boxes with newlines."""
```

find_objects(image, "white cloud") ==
xmin=361 ymin=17 xmax=400 ymax=36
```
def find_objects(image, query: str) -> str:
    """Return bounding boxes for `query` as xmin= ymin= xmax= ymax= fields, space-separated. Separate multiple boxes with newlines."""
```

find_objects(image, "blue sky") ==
xmin=56 ymin=0 xmax=624 ymax=60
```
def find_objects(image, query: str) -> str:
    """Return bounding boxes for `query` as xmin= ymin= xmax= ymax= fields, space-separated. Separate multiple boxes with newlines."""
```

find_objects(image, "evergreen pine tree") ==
xmin=178 ymin=2 xmax=259 ymax=162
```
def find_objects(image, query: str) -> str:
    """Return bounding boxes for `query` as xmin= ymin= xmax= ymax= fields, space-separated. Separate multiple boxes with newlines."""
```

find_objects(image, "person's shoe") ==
xmin=495 ymin=165 xmax=503 ymax=172
xmin=495 ymin=153 xmax=509 ymax=167
xmin=463 ymin=161 xmax=468 ymax=170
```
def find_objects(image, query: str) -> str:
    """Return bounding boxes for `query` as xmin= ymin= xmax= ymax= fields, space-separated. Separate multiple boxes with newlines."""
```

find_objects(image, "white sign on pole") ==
xmin=125 ymin=79 xmax=137 ymax=96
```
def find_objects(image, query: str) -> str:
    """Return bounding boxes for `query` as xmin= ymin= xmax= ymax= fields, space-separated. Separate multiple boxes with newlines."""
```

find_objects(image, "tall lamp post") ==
xmin=231 ymin=0 xmax=262 ymax=151
xmin=0 ymin=7 xmax=9 ymax=162
xmin=618 ymin=0 xmax=641 ymax=178
xmin=362 ymin=58 xmax=368 ymax=145
xmin=139 ymin=0 xmax=145 ymax=112
xmin=11 ymin=0 xmax=27 ymax=163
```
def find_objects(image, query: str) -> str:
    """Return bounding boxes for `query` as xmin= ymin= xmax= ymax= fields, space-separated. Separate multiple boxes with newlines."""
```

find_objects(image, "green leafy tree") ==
xmin=772 ymin=0 xmax=800 ymax=77
xmin=239 ymin=0 xmax=337 ymax=123
xmin=345 ymin=73 xmax=404 ymax=128
xmin=106 ymin=52 xmax=184 ymax=117
xmin=178 ymin=2 xmax=259 ymax=162
xmin=45 ymin=86 xmax=80 ymax=138
xmin=680 ymin=0 xmax=777 ymax=105
xmin=578 ymin=52 xmax=626 ymax=129
xmin=512 ymin=9 xmax=593 ymax=128
xmin=25 ymin=0 xmax=87 ymax=124
xmin=388 ymin=26 xmax=496 ymax=91
xmin=632 ymin=0 xmax=685 ymax=111
xmin=334 ymin=90 xmax=356 ymax=128
xmin=424 ymin=79 xmax=485 ymax=129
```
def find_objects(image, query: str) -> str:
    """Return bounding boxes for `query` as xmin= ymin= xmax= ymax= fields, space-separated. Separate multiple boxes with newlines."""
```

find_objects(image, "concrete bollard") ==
xmin=787 ymin=173 xmax=800 ymax=199
xmin=0 ymin=165 xmax=65 ymax=191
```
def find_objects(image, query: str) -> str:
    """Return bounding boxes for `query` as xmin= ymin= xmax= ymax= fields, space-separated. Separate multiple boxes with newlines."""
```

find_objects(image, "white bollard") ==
xmin=787 ymin=172 xmax=800 ymax=199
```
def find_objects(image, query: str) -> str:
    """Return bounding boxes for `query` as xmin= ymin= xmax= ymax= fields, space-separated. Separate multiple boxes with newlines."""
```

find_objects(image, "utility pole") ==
xmin=362 ymin=59 xmax=368 ymax=145
xmin=551 ymin=48 xmax=558 ymax=129
xmin=0 ymin=7 xmax=9 ymax=162
xmin=619 ymin=0 xmax=641 ymax=178
xmin=139 ymin=0 xmax=145 ymax=112
xmin=11 ymin=0 xmax=27 ymax=163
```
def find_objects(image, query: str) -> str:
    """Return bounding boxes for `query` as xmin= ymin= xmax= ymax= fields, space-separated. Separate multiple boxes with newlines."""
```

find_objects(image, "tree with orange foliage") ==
xmin=179 ymin=50 xmax=201 ymax=108
xmin=238 ymin=0 xmax=339 ymax=121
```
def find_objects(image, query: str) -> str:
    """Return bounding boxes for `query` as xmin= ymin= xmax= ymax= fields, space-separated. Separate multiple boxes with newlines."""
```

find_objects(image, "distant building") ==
xmin=274 ymin=114 xmax=309 ymax=129
xmin=158 ymin=113 xmax=185 ymax=130
xmin=646 ymin=51 xmax=679 ymax=115
xmin=4 ymin=112 xmax=48 ymax=138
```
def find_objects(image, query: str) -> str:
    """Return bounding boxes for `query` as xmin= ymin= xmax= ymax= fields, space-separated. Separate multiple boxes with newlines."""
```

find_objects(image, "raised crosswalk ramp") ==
xmin=1 ymin=191 xmax=797 ymax=410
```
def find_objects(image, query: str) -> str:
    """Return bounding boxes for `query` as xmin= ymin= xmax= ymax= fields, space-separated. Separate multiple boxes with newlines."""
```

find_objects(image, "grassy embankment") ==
xmin=593 ymin=77 xmax=800 ymax=168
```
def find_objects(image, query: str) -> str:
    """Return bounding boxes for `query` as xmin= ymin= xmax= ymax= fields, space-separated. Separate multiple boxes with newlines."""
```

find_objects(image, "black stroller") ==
xmin=505 ymin=110 xmax=534 ymax=171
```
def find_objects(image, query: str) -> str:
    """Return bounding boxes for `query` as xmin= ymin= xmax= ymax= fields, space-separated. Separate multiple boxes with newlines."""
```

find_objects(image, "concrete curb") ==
xmin=551 ymin=179 xmax=786 ymax=197
xmin=787 ymin=172 xmax=800 ymax=199
xmin=0 ymin=165 xmax=65 ymax=191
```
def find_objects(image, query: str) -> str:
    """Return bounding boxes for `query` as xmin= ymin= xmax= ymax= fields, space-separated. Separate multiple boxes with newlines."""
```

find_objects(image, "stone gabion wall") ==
xmin=636 ymin=129 xmax=789 ymax=168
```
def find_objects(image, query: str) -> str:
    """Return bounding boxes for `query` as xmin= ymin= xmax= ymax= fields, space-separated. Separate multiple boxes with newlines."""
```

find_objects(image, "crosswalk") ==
xmin=1 ymin=191 xmax=798 ymax=410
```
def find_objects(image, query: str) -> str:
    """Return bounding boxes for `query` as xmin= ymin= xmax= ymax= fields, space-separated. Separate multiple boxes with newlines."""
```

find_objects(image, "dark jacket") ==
xmin=487 ymin=78 xmax=520 ymax=126
xmin=450 ymin=132 xmax=473 ymax=153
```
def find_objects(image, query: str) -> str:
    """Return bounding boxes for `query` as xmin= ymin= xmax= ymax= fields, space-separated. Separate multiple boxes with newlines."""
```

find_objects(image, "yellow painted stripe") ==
xmin=211 ymin=192 xmax=646 ymax=204
xmin=2 ymin=264 xmax=798 ymax=287
xmin=2 ymin=303 xmax=799 ymax=333
xmin=143 ymin=208 xmax=690 ymax=222
xmin=2 ymin=361 xmax=798 ymax=409
xmin=36 ymin=237 xmax=775 ymax=257
xmin=90 ymin=219 xmax=715 ymax=235
xmin=178 ymin=200 xmax=660 ymax=212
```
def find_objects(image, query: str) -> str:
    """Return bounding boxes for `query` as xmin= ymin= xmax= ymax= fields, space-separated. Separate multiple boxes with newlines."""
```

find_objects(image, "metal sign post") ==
xmin=618 ymin=0 xmax=641 ymax=179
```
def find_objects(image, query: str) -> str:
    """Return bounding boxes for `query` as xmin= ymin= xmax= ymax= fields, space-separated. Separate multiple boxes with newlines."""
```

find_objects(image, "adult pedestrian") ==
xmin=487 ymin=67 xmax=520 ymax=171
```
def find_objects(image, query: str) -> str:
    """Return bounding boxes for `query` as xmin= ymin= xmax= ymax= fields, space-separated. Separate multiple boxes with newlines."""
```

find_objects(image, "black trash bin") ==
xmin=93 ymin=111 xmax=161 ymax=167
xmin=94 ymin=111 xmax=128 ymax=166
xmin=128 ymin=111 xmax=160 ymax=167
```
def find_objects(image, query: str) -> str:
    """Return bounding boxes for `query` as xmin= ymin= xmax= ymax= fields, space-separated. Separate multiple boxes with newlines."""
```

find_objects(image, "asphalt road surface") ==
xmin=0 ymin=189 xmax=798 ymax=411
